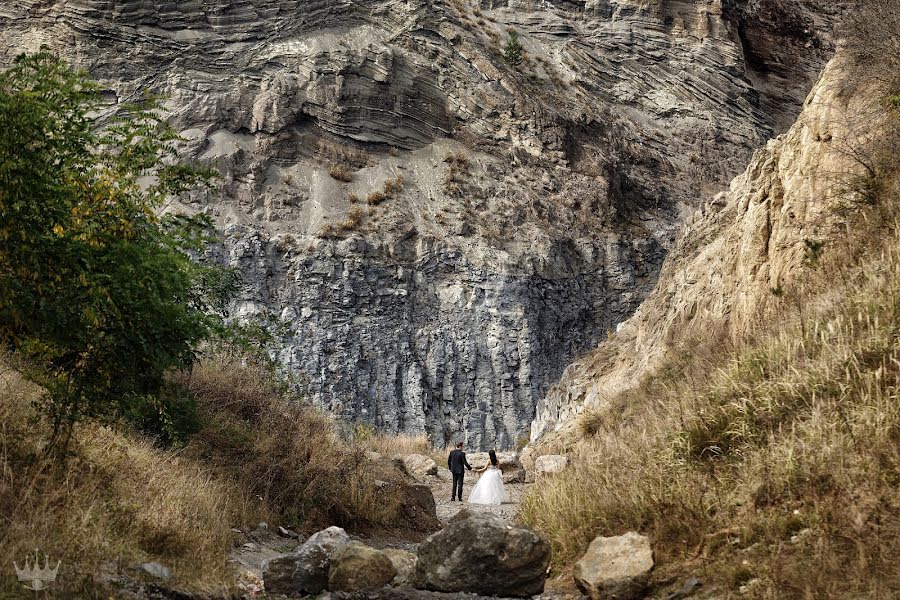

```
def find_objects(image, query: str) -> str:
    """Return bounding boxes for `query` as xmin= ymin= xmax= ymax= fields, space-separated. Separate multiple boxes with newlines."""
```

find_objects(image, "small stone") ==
xmin=278 ymin=525 xmax=300 ymax=538
xmin=141 ymin=562 xmax=171 ymax=580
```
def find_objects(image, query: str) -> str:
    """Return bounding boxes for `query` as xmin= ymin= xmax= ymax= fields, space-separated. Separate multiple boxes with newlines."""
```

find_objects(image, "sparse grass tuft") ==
xmin=329 ymin=163 xmax=353 ymax=182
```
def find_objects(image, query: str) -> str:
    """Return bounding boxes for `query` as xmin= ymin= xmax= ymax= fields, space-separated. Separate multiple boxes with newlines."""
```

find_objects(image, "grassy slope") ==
xmin=0 ymin=358 xmax=405 ymax=598
xmin=521 ymin=38 xmax=900 ymax=600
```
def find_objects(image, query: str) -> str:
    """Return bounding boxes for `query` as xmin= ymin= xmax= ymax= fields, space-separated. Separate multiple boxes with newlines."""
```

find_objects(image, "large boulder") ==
xmin=467 ymin=451 xmax=520 ymax=471
xmin=328 ymin=542 xmax=397 ymax=592
xmin=574 ymin=532 xmax=654 ymax=600
xmin=401 ymin=454 xmax=438 ymax=477
xmin=383 ymin=548 xmax=417 ymax=588
xmin=414 ymin=512 xmax=551 ymax=597
xmin=262 ymin=526 xmax=350 ymax=595
xmin=534 ymin=454 xmax=568 ymax=477
xmin=396 ymin=482 xmax=441 ymax=532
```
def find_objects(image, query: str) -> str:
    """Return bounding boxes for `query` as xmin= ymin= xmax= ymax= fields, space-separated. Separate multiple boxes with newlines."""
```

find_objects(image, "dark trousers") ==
xmin=452 ymin=472 xmax=465 ymax=500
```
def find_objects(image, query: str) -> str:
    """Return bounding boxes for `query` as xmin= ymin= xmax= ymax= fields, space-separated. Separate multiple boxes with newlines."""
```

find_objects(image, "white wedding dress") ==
xmin=468 ymin=466 xmax=507 ymax=505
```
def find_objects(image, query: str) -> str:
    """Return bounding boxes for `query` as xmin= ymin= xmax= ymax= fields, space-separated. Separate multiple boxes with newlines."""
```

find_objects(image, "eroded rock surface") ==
xmin=0 ymin=0 xmax=842 ymax=447
xmin=414 ymin=512 xmax=551 ymax=597
xmin=531 ymin=54 xmax=871 ymax=441
xmin=262 ymin=525 xmax=350 ymax=596
xmin=574 ymin=532 xmax=654 ymax=600
xmin=328 ymin=542 xmax=398 ymax=592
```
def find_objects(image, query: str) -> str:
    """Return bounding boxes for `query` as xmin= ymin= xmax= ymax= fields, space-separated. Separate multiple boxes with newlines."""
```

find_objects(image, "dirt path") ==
xmin=426 ymin=471 xmax=528 ymax=524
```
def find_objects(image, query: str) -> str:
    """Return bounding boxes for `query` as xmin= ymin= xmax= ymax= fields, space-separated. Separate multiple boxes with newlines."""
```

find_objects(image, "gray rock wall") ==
xmin=0 ymin=0 xmax=842 ymax=447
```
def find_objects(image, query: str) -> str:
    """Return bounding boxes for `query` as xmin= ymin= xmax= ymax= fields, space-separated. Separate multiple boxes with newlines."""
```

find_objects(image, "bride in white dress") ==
xmin=468 ymin=449 xmax=507 ymax=505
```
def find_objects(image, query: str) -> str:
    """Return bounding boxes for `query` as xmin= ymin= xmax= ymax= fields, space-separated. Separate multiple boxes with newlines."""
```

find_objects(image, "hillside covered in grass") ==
xmin=0 ymin=355 xmax=423 ymax=597
xmin=521 ymin=3 xmax=900 ymax=598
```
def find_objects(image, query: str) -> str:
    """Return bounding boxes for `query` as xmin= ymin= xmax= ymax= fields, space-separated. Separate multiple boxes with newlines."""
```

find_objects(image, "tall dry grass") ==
xmin=0 ymin=355 xmax=407 ymax=596
xmin=0 ymin=367 xmax=248 ymax=597
xmin=520 ymin=51 xmax=900 ymax=599
xmin=363 ymin=431 xmax=431 ymax=457
xmin=175 ymin=357 xmax=402 ymax=529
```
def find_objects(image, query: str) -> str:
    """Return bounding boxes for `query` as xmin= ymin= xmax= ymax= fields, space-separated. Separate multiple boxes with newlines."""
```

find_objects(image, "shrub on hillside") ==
xmin=0 ymin=51 xmax=229 ymax=453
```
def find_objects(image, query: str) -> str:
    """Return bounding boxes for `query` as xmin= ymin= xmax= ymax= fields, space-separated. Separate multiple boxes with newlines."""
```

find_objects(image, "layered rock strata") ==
xmin=531 ymin=55 xmax=871 ymax=440
xmin=0 ymin=0 xmax=842 ymax=446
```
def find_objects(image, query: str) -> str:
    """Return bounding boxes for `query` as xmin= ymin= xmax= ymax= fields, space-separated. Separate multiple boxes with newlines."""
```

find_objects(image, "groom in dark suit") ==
xmin=448 ymin=442 xmax=472 ymax=501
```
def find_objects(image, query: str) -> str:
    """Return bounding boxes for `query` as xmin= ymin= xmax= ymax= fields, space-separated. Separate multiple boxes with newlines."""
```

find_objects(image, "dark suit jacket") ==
xmin=448 ymin=449 xmax=472 ymax=474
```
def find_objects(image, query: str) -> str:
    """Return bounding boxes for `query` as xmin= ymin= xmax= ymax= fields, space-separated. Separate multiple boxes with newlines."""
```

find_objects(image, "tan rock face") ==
xmin=574 ymin=532 xmax=655 ymax=600
xmin=534 ymin=455 xmax=569 ymax=476
xmin=467 ymin=451 xmax=520 ymax=471
xmin=401 ymin=454 xmax=438 ymax=477
xmin=532 ymin=56 xmax=868 ymax=443
xmin=328 ymin=542 xmax=397 ymax=592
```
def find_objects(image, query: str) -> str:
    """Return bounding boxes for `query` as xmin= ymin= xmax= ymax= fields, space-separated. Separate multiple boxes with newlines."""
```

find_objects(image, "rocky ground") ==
xmin=225 ymin=453 xmax=586 ymax=599
xmin=429 ymin=472 xmax=526 ymax=525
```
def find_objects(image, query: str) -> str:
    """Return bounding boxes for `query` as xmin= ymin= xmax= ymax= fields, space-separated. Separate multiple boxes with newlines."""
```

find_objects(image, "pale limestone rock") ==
xmin=532 ymin=56 xmax=865 ymax=444
xmin=327 ymin=542 xmax=397 ymax=592
xmin=534 ymin=455 xmax=568 ymax=476
xmin=401 ymin=454 xmax=438 ymax=477
xmin=574 ymin=532 xmax=655 ymax=600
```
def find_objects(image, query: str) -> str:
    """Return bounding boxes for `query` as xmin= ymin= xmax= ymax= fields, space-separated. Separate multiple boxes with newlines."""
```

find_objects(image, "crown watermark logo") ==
xmin=13 ymin=549 xmax=60 ymax=593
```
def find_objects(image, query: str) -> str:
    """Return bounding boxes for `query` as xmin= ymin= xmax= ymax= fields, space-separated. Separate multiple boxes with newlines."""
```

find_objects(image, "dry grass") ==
xmin=329 ymin=163 xmax=353 ymax=182
xmin=319 ymin=205 xmax=365 ymax=238
xmin=174 ymin=357 xmax=401 ymax=529
xmin=366 ymin=174 xmax=405 ymax=206
xmin=523 ymin=218 xmax=900 ymax=597
xmin=521 ymin=103 xmax=900 ymax=599
xmin=0 ymin=356 xmax=405 ymax=596
xmin=0 ymin=367 xmax=247 ymax=597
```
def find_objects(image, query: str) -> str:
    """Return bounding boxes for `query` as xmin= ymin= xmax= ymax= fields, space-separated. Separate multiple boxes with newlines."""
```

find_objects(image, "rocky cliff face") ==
xmin=0 ymin=0 xmax=843 ymax=447
xmin=531 ymin=55 xmax=870 ymax=441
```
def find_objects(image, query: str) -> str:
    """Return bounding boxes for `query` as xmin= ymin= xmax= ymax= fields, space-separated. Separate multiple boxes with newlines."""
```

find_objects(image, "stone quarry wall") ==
xmin=0 ymin=0 xmax=842 ymax=447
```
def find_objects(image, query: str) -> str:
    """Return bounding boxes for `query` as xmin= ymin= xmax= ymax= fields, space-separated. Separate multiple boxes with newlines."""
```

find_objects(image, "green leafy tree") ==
xmin=504 ymin=30 xmax=524 ymax=67
xmin=0 ymin=50 xmax=230 ymax=452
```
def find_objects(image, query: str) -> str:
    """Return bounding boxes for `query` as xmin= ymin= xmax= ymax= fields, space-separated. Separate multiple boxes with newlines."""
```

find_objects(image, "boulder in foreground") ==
xmin=328 ymin=542 xmax=397 ymax=591
xmin=414 ymin=512 xmax=550 ymax=597
xmin=263 ymin=526 xmax=350 ymax=595
xmin=574 ymin=531 xmax=654 ymax=600
xmin=383 ymin=548 xmax=417 ymax=588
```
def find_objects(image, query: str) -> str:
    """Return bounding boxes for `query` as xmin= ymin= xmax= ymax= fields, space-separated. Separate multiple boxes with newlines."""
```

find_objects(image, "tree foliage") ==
xmin=0 ymin=50 xmax=230 ymax=451
xmin=504 ymin=30 xmax=524 ymax=67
